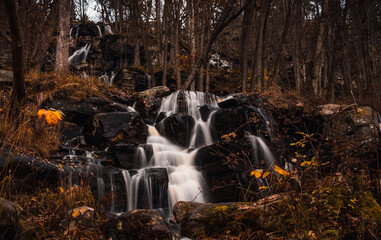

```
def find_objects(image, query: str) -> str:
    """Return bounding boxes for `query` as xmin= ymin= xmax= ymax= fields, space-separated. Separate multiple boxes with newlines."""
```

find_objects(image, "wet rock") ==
xmin=0 ymin=198 xmax=22 ymax=240
xmin=173 ymin=195 xmax=285 ymax=238
xmin=0 ymin=149 xmax=60 ymax=191
xmin=138 ymin=86 xmax=171 ymax=98
xmin=135 ymin=168 xmax=169 ymax=209
xmin=195 ymin=140 xmax=253 ymax=202
xmin=115 ymin=67 xmax=149 ymax=91
xmin=45 ymin=97 xmax=132 ymax=127
xmin=108 ymin=144 xmax=137 ymax=169
xmin=155 ymin=112 xmax=167 ymax=124
xmin=199 ymin=105 xmax=219 ymax=122
xmin=156 ymin=114 xmax=195 ymax=147
xmin=89 ymin=112 xmax=147 ymax=146
xmin=134 ymin=95 xmax=162 ymax=124
xmin=218 ymin=94 xmax=250 ymax=109
xmin=214 ymin=107 xmax=250 ymax=139
xmin=60 ymin=122 xmax=84 ymax=146
xmin=105 ymin=209 xmax=172 ymax=240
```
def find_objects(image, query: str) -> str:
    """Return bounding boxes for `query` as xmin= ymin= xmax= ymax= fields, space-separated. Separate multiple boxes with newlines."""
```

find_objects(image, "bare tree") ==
xmin=55 ymin=0 xmax=71 ymax=73
xmin=3 ymin=0 xmax=26 ymax=105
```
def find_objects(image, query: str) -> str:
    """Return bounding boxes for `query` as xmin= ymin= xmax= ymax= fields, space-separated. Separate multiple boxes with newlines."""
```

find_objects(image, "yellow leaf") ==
xmin=259 ymin=186 xmax=269 ymax=190
xmin=250 ymin=169 xmax=263 ymax=178
xmin=300 ymin=161 xmax=312 ymax=167
xmin=262 ymin=171 xmax=270 ymax=178
xmin=117 ymin=221 xmax=123 ymax=230
xmin=59 ymin=187 xmax=64 ymax=193
xmin=72 ymin=210 xmax=80 ymax=218
xmin=274 ymin=165 xmax=290 ymax=177
xmin=59 ymin=164 xmax=63 ymax=169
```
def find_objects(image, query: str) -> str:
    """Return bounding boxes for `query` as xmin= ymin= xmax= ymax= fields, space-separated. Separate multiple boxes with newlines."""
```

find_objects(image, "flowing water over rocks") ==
xmin=2 ymin=91 xmax=280 ymax=222
xmin=49 ymin=90 xmax=281 ymax=219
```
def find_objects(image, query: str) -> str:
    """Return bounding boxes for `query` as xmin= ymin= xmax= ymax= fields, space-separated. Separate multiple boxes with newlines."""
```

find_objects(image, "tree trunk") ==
xmin=55 ymin=0 xmax=71 ymax=74
xmin=4 ymin=0 xmax=26 ymax=105
xmin=240 ymin=0 xmax=256 ymax=92
xmin=250 ymin=0 xmax=271 ymax=92
xmin=134 ymin=41 xmax=141 ymax=66
xmin=312 ymin=0 xmax=328 ymax=96
xmin=189 ymin=0 xmax=196 ymax=91
xmin=174 ymin=0 xmax=182 ymax=89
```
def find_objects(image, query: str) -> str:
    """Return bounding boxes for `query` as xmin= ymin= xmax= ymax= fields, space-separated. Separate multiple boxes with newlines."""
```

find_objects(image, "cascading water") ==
xmin=117 ymin=91 xmax=218 ymax=217
xmin=68 ymin=44 xmax=91 ymax=66
xmin=59 ymin=90 xmax=278 ymax=219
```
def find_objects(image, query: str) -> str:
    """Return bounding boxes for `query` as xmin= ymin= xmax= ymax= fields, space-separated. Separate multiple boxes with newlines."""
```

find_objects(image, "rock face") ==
xmin=134 ymin=95 xmax=162 ymax=124
xmin=195 ymin=139 xmax=254 ymax=203
xmin=173 ymin=196 xmax=284 ymax=239
xmin=214 ymin=106 xmax=275 ymax=140
xmin=116 ymin=67 xmax=149 ymax=91
xmin=138 ymin=86 xmax=171 ymax=98
xmin=89 ymin=112 xmax=147 ymax=146
xmin=156 ymin=114 xmax=195 ymax=147
xmin=46 ymin=97 xmax=133 ymax=125
xmin=0 ymin=70 xmax=12 ymax=86
xmin=105 ymin=209 xmax=172 ymax=240
xmin=317 ymin=104 xmax=379 ymax=145
xmin=0 ymin=198 xmax=22 ymax=240
xmin=0 ymin=149 xmax=60 ymax=191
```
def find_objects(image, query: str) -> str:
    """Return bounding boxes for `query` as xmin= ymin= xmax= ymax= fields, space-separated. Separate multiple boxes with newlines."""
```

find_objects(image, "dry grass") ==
xmin=14 ymin=185 xmax=107 ymax=239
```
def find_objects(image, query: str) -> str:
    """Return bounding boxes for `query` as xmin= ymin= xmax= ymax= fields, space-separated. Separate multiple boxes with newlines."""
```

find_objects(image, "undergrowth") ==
xmin=13 ymin=185 xmax=107 ymax=239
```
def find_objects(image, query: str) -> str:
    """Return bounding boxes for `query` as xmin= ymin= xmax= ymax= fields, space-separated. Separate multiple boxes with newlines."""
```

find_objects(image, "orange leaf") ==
xmin=45 ymin=112 xmax=59 ymax=126
xmin=72 ymin=210 xmax=80 ymax=218
xmin=38 ymin=109 xmax=48 ymax=119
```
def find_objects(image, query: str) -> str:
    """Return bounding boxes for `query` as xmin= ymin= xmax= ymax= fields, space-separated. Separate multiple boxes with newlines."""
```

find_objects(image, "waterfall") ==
xmin=247 ymin=134 xmax=275 ymax=168
xmin=117 ymin=91 xmax=219 ymax=216
xmin=68 ymin=44 xmax=91 ymax=66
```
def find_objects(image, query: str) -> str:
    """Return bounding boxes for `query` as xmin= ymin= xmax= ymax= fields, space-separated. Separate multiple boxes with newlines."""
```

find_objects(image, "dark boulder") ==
xmin=60 ymin=122 xmax=85 ymax=146
xmin=173 ymin=196 xmax=285 ymax=239
xmin=199 ymin=105 xmax=219 ymax=122
xmin=156 ymin=114 xmax=195 ymax=147
xmin=0 ymin=149 xmax=60 ymax=192
xmin=195 ymin=139 xmax=253 ymax=202
xmin=115 ymin=67 xmax=149 ymax=91
xmin=218 ymin=94 xmax=250 ymax=109
xmin=108 ymin=144 xmax=138 ymax=169
xmin=45 ymin=97 xmax=132 ymax=127
xmin=134 ymin=95 xmax=162 ymax=124
xmin=214 ymin=107 xmax=250 ymax=139
xmin=88 ymin=112 xmax=147 ymax=146
xmin=105 ymin=209 xmax=172 ymax=240
xmin=155 ymin=112 xmax=167 ymax=124
xmin=214 ymin=106 xmax=277 ymax=140
xmin=143 ymin=168 xmax=169 ymax=209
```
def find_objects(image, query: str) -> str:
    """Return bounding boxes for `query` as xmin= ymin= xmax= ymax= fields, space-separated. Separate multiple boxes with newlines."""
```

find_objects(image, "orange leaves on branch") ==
xmin=38 ymin=109 xmax=64 ymax=126
xmin=221 ymin=132 xmax=237 ymax=142
xmin=250 ymin=169 xmax=263 ymax=178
